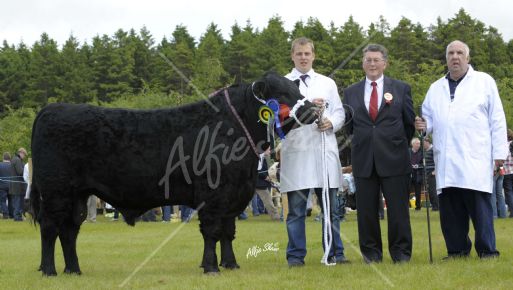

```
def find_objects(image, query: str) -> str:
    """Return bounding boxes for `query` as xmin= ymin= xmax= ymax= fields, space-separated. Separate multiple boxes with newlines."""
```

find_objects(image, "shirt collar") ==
xmin=365 ymin=75 xmax=384 ymax=87
xmin=291 ymin=68 xmax=314 ymax=78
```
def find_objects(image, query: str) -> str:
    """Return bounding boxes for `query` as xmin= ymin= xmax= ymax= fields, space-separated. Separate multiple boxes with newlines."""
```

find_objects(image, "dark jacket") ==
xmin=343 ymin=77 xmax=415 ymax=178
xmin=8 ymin=154 xmax=26 ymax=195
xmin=0 ymin=162 xmax=11 ymax=191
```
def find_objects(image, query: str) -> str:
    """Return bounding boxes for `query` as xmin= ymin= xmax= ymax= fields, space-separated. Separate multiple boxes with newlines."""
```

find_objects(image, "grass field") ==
xmin=1 ymin=209 xmax=512 ymax=290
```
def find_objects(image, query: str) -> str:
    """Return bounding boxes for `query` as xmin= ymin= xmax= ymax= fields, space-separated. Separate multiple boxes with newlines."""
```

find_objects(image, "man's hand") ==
xmin=415 ymin=116 xmax=426 ymax=132
xmin=317 ymin=117 xmax=333 ymax=131
xmin=311 ymin=98 xmax=325 ymax=108
xmin=495 ymin=160 xmax=505 ymax=167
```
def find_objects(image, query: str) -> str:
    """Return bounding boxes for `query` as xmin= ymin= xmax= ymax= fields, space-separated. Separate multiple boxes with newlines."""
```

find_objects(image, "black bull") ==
xmin=30 ymin=72 xmax=317 ymax=276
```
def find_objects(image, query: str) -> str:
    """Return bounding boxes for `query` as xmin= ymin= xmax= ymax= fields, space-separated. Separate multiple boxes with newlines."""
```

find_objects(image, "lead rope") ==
xmin=319 ymin=107 xmax=335 ymax=266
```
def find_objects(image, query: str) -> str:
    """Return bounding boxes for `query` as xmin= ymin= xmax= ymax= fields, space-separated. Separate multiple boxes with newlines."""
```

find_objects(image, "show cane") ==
xmin=419 ymin=105 xmax=433 ymax=264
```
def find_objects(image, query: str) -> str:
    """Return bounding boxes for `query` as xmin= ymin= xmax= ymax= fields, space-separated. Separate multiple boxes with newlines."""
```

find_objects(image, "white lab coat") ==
xmin=280 ymin=68 xmax=345 ymax=192
xmin=422 ymin=65 xmax=508 ymax=194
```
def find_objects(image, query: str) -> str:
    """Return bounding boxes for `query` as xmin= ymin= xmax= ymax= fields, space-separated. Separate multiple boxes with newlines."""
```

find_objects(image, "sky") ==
xmin=1 ymin=0 xmax=512 ymax=47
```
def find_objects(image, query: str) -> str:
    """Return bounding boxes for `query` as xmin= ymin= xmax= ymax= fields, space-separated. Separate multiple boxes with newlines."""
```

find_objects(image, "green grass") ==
xmin=1 ymin=210 xmax=512 ymax=290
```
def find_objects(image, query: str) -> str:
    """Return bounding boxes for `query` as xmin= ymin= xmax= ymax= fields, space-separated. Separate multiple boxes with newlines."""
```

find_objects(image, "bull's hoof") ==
xmin=203 ymin=266 xmax=220 ymax=274
xmin=220 ymin=262 xmax=240 ymax=270
xmin=42 ymin=270 xmax=57 ymax=277
xmin=64 ymin=268 xmax=82 ymax=275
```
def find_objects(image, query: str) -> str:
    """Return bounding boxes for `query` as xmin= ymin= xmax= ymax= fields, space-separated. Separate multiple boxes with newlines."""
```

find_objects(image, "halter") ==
xmin=223 ymin=89 xmax=260 ymax=157
xmin=251 ymin=81 xmax=309 ymax=136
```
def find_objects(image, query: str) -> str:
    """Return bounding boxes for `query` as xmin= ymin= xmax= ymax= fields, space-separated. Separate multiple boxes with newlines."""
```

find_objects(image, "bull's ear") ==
xmin=252 ymin=80 xmax=268 ymax=99
xmin=293 ymin=79 xmax=300 ymax=88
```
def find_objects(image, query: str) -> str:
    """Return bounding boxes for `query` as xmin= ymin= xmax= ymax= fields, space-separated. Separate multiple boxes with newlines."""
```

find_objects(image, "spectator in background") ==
xmin=423 ymin=137 xmax=439 ymax=211
xmin=410 ymin=137 xmax=423 ymax=211
xmin=180 ymin=205 xmax=193 ymax=223
xmin=162 ymin=205 xmax=173 ymax=222
xmin=503 ymin=129 xmax=513 ymax=217
xmin=9 ymin=148 xmax=27 ymax=221
xmin=255 ymin=146 xmax=280 ymax=220
xmin=86 ymin=195 xmax=97 ymax=222
xmin=0 ymin=152 xmax=11 ymax=219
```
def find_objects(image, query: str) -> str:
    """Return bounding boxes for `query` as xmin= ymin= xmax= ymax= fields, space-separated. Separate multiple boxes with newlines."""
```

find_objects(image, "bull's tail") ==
xmin=30 ymin=181 xmax=40 ymax=226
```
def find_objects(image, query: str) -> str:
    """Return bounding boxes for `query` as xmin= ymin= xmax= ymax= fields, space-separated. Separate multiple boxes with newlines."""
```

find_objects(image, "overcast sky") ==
xmin=1 ymin=0 xmax=512 ymax=47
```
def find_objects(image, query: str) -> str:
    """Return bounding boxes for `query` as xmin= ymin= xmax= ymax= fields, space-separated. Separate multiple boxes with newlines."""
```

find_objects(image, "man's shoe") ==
xmin=329 ymin=256 xmax=350 ymax=264
xmin=479 ymin=252 xmax=499 ymax=259
xmin=288 ymin=261 xmax=305 ymax=268
xmin=442 ymin=253 xmax=469 ymax=261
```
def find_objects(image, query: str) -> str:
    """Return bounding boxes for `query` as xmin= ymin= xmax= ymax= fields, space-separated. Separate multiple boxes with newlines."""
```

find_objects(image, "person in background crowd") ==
xmin=410 ymin=137 xmax=424 ymax=211
xmin=255 ymin=146 xmax=280 ymax=220
xmin=343 ymin=43 xmax=415 ymax=263
xmin=503 ymin=129 xmax=513 ymax=217
xmin=9 ymin=148 xmax=27 ymax=221
xmin=416 ymin=40 xmax=508 ymax=259
xmin=0 ymin=152 xmax=11 ymax=219
xmin=423 ymin=137 xmax=439 ymax=211
xmin=86 ymin=195 xmax=97 ymax=223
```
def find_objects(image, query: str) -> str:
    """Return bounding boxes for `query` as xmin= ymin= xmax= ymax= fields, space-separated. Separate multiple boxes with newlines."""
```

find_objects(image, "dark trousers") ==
xmin=439 ymin=187 xmax=499 ymax=257
xmin=412 ymin=180 xmax=422 ymax=209
xmin=427 ymin=173 xmax=439 ymax=210
xmin=355 ymin=170 xmax=412 ymax=262
xmin=503 ymin=174 xmax=513 ymax=217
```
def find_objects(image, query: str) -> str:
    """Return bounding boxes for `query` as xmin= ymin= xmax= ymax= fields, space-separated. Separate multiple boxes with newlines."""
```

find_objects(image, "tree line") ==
xmin=0 ymin=8 xmax=512 ymax=153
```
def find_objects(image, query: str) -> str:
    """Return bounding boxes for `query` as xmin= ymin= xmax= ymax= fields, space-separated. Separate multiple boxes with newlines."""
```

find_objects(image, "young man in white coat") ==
xmin=281 ymin=37 xmax=347 ymax=267
xmin=416 ymin=40 xmax=508 ymax=259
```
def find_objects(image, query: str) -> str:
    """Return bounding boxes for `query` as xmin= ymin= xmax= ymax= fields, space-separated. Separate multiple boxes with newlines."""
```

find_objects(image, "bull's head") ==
xmin=252 ymin=72 xmax=318 ymax=136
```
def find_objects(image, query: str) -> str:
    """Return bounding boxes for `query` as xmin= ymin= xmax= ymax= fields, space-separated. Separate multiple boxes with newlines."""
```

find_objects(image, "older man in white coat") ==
xmin=416 ymin=40 xmax=508 ymax=259
xmin=281 ymin=37 xmax=346 ymax=267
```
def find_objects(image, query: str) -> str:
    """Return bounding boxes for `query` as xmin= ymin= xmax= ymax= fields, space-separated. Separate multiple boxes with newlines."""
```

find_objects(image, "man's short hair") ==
xmin=3 ymin=152 xmax=11 ymax=161
xmin=362 ymin=44 xmax=388 ymax=61
xmin=507 ymin=128 xmax=513 ymax=141
xmin=291 ymin=37 xmax=315 ymax=54
xmin=446 ymin=40 xmax=470 ymax=59
xmin=18 ymin=147 xmax=27 ymax=156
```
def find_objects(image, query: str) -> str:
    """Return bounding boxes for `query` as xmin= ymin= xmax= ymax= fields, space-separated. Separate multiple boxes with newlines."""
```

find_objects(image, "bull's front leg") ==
xmin=219 ymin=217 xmax=239 ymax=269
xmin=199 ymin=212 xmax=221 ymax=274
xmin=39 ymin=217 xmax=59 ymax=276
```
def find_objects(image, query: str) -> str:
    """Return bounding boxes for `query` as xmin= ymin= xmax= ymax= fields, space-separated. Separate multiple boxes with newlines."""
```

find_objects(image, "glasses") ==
xmin=364 ymin=58 xmax=385 ymax=64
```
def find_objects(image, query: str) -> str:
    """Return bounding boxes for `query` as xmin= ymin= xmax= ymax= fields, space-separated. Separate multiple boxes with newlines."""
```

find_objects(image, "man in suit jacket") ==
xmin=343 ymin=44 xmax=415 ymax=263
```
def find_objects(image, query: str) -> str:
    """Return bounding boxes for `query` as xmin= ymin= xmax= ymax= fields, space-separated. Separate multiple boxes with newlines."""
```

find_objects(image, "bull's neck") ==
xmin=228 ymin=85 xmax=268 ymax=152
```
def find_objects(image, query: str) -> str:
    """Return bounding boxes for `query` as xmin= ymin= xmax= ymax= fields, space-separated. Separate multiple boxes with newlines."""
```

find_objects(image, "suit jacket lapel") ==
xmin=356 ymin=80 xmax=366 ymax=116
xmin=380 ymin=77 xmax=392 ymax=113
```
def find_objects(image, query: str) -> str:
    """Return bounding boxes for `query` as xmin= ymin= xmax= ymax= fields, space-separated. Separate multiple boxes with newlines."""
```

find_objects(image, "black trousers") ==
xmin=355 ymin=169 xmax=412 ymax=262
xmin=439 ymin=187 xmax=499 ymax=257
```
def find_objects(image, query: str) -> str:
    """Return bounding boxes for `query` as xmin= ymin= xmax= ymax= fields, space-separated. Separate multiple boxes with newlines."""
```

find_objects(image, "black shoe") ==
xmin=479 ymin=252 xmax=499 ymax=259
xmin=288 ymin=261 xmax=305 ymax=268
xmin=306 ymin=208 xmax=312 ymax=217
xmin=328 ymin=256 xmax=350 ymax=264
xmin=442 ymin=253 xmax=469 ymax=261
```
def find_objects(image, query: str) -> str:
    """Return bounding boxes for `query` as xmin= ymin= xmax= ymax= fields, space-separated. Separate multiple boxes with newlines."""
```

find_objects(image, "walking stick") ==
xmin=418 ymin=106 xmax=433 ymax=264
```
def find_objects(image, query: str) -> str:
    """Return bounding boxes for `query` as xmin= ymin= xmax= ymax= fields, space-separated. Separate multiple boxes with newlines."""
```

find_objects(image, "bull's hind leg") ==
xmin=39 ymin=217 xmax=59 ymax=276
xmin=59 ymin=221 xmax=82 ymax=274
xmin=199 ymin=211 xmax=221 ymax=274
xmin=219 ymin=217 xmax=239 ymax=269
xmin=60 ymin=197 xmax=87 ymax=274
